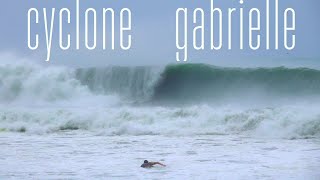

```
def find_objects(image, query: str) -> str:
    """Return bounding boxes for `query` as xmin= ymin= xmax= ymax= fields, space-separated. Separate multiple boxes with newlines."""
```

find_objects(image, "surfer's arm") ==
xmin=151 ymin=162 xmax=166 ymax=167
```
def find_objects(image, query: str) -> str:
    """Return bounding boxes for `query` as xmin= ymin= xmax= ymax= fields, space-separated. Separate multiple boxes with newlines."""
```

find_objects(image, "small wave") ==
xmin=0 ymin=105 xmax=319 ymax=138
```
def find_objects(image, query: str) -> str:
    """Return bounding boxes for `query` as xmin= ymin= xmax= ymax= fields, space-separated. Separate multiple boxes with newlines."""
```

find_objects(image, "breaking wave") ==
xmin=75 ymin=64 xmax=320 ymax=104
xmin=0 ymin=105 xmax=319 ymax=138
xmin=0 ymin=59 xmax=320 ymax=138
xmin=2 ymin=61 xmax=320 ymax=104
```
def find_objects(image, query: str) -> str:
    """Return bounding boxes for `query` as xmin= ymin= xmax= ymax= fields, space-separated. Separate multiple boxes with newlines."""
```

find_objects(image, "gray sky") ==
xmin=0 ymin=0 xmax=319 ymax=67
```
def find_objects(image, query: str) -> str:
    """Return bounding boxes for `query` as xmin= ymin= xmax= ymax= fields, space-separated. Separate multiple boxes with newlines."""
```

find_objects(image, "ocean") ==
xmin=0 ymin=61 xmax=319 ymax=179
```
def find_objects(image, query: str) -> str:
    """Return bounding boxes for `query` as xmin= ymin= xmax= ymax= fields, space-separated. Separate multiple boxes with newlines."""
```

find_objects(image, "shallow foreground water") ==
xmin=0 ymin=132 xmax=319 ymax=180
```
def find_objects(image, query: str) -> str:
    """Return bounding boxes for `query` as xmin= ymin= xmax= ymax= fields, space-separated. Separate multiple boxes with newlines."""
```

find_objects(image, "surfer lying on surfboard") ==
xmin=140 ymin=160 xmax=166 ymax=168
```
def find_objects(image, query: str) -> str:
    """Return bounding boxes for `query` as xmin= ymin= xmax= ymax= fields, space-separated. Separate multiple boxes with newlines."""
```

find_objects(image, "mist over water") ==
xmin=0 ymin=58 xmax=319 ymax=138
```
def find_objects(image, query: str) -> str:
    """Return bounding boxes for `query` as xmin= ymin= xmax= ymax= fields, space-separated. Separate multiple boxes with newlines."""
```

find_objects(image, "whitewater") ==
xmin=0 ymin=58 xmax=320 ymax=179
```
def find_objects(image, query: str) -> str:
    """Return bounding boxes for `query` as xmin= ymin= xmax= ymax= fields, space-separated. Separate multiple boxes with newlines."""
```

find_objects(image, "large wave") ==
xmin=0 ymin=59 xmax=319 ymax=137
xmin=76 ymin=63 xmax=320 ymax=105
xmin=153 ymin=64 xmax=320 ymax=104
xmin=2 ymin=61 xmax=320 ymax=104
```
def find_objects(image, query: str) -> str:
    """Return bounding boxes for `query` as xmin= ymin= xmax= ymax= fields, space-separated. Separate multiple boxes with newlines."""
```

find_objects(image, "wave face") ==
xmin=75 ymin=66 xmax=162 ymax=102
xmin=0 ymin=60 xmax=320 ymax=138
xmin=75 ymin=64 xmax=320 ymax=104
xmin=153 ymin=64 xmax=320 ymax=104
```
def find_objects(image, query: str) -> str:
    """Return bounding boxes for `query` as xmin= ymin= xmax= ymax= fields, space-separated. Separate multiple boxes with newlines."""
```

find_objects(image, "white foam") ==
xmin=0 ymin=105 xmax=319 ymax=138
xmin=0 ymin=54 xmax=319 ymax=138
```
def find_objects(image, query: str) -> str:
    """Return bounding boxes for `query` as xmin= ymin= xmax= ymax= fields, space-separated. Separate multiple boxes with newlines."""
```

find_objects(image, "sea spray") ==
xmin=0 ymin=60 xmax=121 ymax=106
xmin=2 ymin=62 xmax=320 ymax=104
xmin=0 ymin=105 xmax=319 ymax=138
xmin=0 ymin=61 xmax=320 ymax=138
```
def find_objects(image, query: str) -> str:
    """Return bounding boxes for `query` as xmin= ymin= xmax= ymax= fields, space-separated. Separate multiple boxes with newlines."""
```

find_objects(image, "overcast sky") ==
xmin=0 ymin=0 xmax=319 ymax=67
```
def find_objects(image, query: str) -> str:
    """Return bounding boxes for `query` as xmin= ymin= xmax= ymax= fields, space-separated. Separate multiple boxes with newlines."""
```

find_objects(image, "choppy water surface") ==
xmin=1 ymin=60 xmax=320 ymax=179
xmin=1 ymin=133 xmax=319 ymax=180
